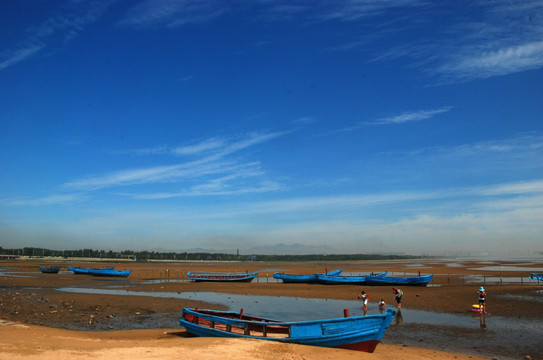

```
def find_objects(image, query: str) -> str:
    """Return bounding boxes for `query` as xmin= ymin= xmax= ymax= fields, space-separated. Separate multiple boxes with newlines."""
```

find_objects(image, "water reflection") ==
xmin=395 ymin=310 xmax=403 ymax=325
xmin=479 ymin=313 xmax=486 ymax=329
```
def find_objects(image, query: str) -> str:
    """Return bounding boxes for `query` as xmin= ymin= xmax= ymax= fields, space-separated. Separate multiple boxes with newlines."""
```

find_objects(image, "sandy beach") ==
xmin=1 ymin=258 xmax=542 ymax=359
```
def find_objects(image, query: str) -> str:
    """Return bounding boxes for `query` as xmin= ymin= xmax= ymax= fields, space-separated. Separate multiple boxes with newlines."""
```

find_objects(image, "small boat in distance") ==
xmin=180 ymin=307 xmax=396 ymax=353
xmin=87 ymin=268 xmax=132 ymax=277
xmin=187 ymin=271 xmax=257 ymax=282
xmin=68 ymin=266 xmax=115 ymax=275
xmin=365 ymin=274 xmax=434 ymax=287
xmin=39 ymin=266 xmax=60 ymax=274
xmin=529 ymin=273 xmax=543 ymax=282
xmin=273 ymin=269 xmax=342 ymax=283
xmin=316 ymin=271 xmax=388 ymax=285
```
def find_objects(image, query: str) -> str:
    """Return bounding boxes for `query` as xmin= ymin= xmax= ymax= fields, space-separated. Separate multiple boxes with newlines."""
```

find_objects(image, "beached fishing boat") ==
xmin=273 ymin=269 xmax=342 ymax=283
xmin=86 ymin=268 xmax=132 ymax=277
xmin=187 ymin=271 xmax=258 ymax=282
xmin=365 ymin=274 xmax=433 ymax=287
xmin=68 ymin=266 xmax=115 ymax=275
xmin=316 ymin=271 xmax=387 ymax=285
xmin=39 ymin=266 xmax=60 ymax=274
xmin=180 ymin=307 xmax=395 ymax=353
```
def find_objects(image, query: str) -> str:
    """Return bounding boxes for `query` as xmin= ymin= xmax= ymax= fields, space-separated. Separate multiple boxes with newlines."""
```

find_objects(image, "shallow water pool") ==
xmin=56 ymin=287 xmax=542 ymax=359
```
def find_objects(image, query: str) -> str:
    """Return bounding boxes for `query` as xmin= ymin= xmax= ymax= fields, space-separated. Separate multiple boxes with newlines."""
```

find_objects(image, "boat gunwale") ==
xmin=182 ymin=307 xmax=395 ymax=329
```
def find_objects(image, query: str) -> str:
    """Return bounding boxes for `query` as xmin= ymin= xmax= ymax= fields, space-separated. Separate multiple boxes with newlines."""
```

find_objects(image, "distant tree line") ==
xmin=0 ymin=246 xmax=421 ymax=262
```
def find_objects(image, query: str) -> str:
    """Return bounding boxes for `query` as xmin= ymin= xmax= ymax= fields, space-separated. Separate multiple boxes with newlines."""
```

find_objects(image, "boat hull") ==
xmin=316 ymin=271 xmax=387 ymax=285
xmin=39 ymin=266 xmax=60 ymax=274
xmin=179 ymin=308 xmax=395 ymax=353
xmin=336 ymin=339 xmax=380 ymax=352
xmin=87 ymin=269 xmax=132 ymax=277
xmin=365 ymin=274 xmax=433 ymax=286
xmin=67 ymin=267 xmax=130 ymax=277
xmin=68 ymin=266 xmax=115 ymax=275
xmin=187 ymin=271 xmax=257 ymax=282
xmin=273 ymin=269 xmax=342 ymax=283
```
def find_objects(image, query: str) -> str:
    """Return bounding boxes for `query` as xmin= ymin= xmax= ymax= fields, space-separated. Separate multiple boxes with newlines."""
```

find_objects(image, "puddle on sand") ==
xmin=469 ymin=265 xmax=543 ymax=272
xmin=462 ymin=274 xmax=534 ymax=285
xmin=56 ymin=287 xmax=542 ymax=360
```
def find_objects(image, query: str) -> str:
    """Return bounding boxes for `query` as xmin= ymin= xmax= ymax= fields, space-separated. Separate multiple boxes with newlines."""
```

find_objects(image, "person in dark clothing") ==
xmin=393 ymin=287 xmax=403 ymax=310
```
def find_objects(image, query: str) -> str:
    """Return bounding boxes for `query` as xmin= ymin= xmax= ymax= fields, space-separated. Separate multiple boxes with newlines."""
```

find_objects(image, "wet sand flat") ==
xmin=1 ymin=258 xmax=542 ymax=359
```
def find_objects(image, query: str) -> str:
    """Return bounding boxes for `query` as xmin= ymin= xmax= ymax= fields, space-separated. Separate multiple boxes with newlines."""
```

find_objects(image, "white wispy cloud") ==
xmin=64 ymin=131 xmax=287 ymax=192
xmin=479 ymin=180 xmax=543 ymax=196
xmin=0 ymin=194 xmax=86 ymax=207
xmin=425 ymin=133 xmax=543 ymax=159
xmin=352 ymin=1 xmax=543 ymax=82
xmin=384 ymin=133 xmax=543 ymax=186
xmin=64 ymin=163 xmax=194 ymax=191
xmin=292 ymin=117 xmax=315 ymax=125
xmin=370 ymin=107 xmax=452 ymax=125
xmin=118 ymin=0 xmax=225 ymax=28
xmin=320 ymin=0 xmax=425 ymax=22
xmin=440 ymin=41 xmax=543 ymax=81
xmin=172 ymin=138 xmax=225 ymax=156
xmin=120 ymin=131 xmax=287 ymax=158
xmin=0 ymin=1 xmax=111 ymax=72
xmin=127 ymin=180 xmax=281 ymax=199
xmin=144 ymin=177 xmax=543 ymax=223
xmin=434 ymin=1 xmax=543 ymax=81
xmin=119 ymin=161 xmax=277 ymax=199
xmin=336 ymin=106 xmax=452 ymax=132
xmin=188 ymin=191 xmax=442 ymax=220
xmin=0 ymin=45 xmax=45 ymax=71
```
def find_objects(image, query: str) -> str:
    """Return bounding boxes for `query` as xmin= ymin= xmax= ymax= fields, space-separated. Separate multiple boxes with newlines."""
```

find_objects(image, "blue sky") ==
xmin=1 ymin=0 xmax=542 ymax=256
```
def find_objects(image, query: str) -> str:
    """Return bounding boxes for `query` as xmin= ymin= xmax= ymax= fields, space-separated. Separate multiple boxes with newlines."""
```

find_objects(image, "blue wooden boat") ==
xmin=529 ymin=273 xmax=543 ymax=282
xmin=273 ymin=269 xmax=342 ymax=283
xmin=87 ymin=268 xmax=132 ymax=277
xmin=316 ymin=271 xmax=387 ymax=285
xmin=180 ymin=307 xmax=395 ymax=353
xmin=68 ymin=266 xmax=115 ymax=275
xmin=39 ymin=266 xmax=60 ymax=274
xmin=187 ymin=271 xmax=257 ymax=282
xmin=365 ymin=274 xmax=433 ymax=287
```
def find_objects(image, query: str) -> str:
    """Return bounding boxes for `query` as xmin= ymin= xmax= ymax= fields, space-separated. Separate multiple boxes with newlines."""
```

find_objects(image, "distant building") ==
xmin=0 ymin=255 xmax=20 ymax=259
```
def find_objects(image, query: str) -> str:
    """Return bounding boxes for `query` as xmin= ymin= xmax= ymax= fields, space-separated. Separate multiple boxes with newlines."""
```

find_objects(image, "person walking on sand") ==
xmin=393 ymin=287 xmax=403 ymax=311
xmin=359 ymin=290 xmax=369 ymax=314
xmin=478 ymin=286 xmax=486 ymax=314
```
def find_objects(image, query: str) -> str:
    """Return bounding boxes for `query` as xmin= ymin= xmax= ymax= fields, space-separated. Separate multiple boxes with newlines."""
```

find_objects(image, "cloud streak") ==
xmin=174 ymin=178 xmax=543 ymax=225
xmin=118 ymin=0 xmax=225 ymax=28
xmin=412 ymin=132 xmax=543 ymax=161
xmin=440 ymin=41 xmax=543 ymax=81
xmin=0 ymin=194 xmax=86 ymax=207
xmin=356 ymin=1 xmax=543 ymax=82
xmin=0 ymin=1 xmax=111 ymax=72
xmin=64 ymin=131 xmax=287 ymax=192
xmin=370 ymin=107 xmax=453 ymax=125
xmin=336 ymin=106 xmax=452 ymax=132
xmin=0 ymin=44 xmax=44 ymax=71
xmin=319 ymin=0 xmax=425 ymax=22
